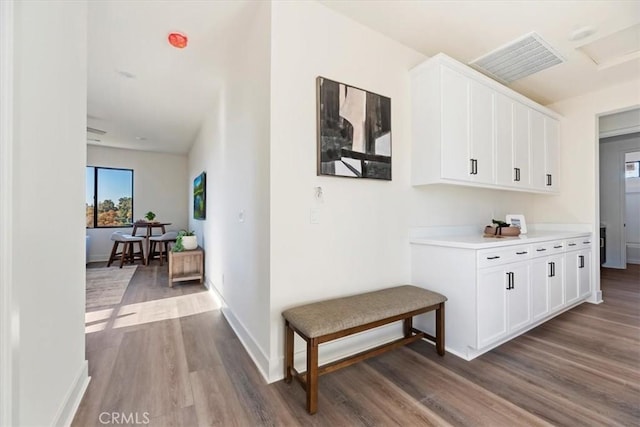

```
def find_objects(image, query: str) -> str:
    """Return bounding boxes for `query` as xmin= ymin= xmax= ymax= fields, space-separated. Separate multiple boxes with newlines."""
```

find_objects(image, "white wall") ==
xmin=600 ymin=108 xmax=640 ymax=138
xmin=599 ymin=134 xmax=640 ymax=268
xmin=187 ymin=1 xmax=272 ymax=375
xmin=268 ymin=0 xmax=541 ymax=381
xmin=533 ymin=81 xmax=640 ymax=299
xmin=86 ymin=145 xmax=189 ymax=261
xmin=12 ymin=1 xmax=89 ymax=425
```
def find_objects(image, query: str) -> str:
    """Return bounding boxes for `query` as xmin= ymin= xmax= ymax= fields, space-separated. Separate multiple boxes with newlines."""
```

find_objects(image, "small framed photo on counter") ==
xmin=506 ymin=214 xmax=527 ymax=234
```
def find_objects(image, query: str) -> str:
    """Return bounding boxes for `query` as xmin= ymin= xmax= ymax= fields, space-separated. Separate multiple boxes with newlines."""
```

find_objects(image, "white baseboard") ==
xmin=53 ymin=360 xmax=90 ymax=427
xmin=88 ymin=254 xmax=109 ymax=263
xmin=205 ymin=281 xmax=271 ymax=384
xmin=588 ymin=290 xmax=604 ymax=304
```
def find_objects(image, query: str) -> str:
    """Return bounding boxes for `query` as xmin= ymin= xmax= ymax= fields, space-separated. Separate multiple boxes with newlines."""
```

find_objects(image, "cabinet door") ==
xmin=477 ymin=267 xmax=508 ymax=348
xmin=507 ymin=263 xmax=531 ymax=332
xmin=548 ymin=255 xmax=565 ymax=312
xmin=578 ymin=250 xmax=591 ymax=298
xmin=530 ymin=110 xmax=546 ymax=189
xmin=544 ymin=118 xmax=559 ymax=191
xmin=441 ymin=66 xmax=471 ymax=181
xmin=565 ymin=251 xmax=580 ymax=304
xmin=530 ymin=258 xmax=549 ymax=320
xmin=512 ymin=103 xmax=531 ymax=187
xmin=495 ymin=94 xmax=514 ymax=186
xmin=469 ymin=80 xmax=495 ymax=183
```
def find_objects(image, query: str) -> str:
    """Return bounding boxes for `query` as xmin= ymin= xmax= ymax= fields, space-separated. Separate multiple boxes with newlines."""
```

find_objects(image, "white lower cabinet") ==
xmin=478 ymin=262 xmax=530 ymax=348
xmin=548 ymin=255 xmax=565 ymax=312
xmin=531 ymin=253 xmax=565 ymax=320
xmin=565 ymin=238 xmax=593 ymax=304
xmin=411 ymin=232 xmax=592 ymax=360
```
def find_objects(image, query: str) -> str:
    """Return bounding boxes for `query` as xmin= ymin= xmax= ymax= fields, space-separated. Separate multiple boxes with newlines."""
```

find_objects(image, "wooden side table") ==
xmin=168 ymin=247 xmax=204 ymax=287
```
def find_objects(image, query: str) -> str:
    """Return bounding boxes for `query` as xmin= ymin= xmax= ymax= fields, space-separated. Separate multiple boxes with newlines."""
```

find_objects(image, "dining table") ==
xmin=131 ymin=221 xmax=171 ymax=261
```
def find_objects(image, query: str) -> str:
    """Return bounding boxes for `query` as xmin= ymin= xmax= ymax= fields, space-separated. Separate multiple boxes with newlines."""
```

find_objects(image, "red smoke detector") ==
xmin=168 ymin=32 xmax=188 ymax=49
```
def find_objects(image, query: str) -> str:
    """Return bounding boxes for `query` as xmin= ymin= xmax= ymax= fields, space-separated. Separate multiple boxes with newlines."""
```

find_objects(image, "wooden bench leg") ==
xmin=403 ymin=317 xmax=413 ymax=338
xmin=436 ymin=303 xmax=445 ymax=356
xmin=306 ymin=337 xmax=319 ymax=415
xmin=284 ymin=321 xmax=293 ymax=383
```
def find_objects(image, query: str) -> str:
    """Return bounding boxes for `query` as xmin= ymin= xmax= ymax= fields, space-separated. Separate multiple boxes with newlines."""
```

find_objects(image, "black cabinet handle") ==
xmin=546 ymin=174 xmax=552 ymax=186
xmin=516 ymin=251 xmax=528 ymax=255
xmin=470 ymin=159 xmax=478 ymax=175
xmin=554 ymin=245 xmax=563 ymax=249
xmin=568 ymin=243 xmax=577 ymax=247
xmin=548 ymin=261 xmax=555 ymax=277
xmin=506 ymin=272 xmax=514 ymax=290
xmin=487 ymin=256 xmax=500 ymax=260
xmin=514 ymin=167 xmax=521 ymax=182
xmin=583 ymin=241 xmax=591 ymax=244
xmin=536 ymin=248 xmax=547 ymax=252
xmin=579 ymin=255 xmax=585 ymax=268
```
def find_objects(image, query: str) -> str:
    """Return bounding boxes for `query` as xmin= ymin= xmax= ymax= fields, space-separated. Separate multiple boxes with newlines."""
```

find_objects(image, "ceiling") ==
xmin=88 ymin=0 xmax=640 ymax=154
xmin=87 ymin=1 xmax=252 ymax=154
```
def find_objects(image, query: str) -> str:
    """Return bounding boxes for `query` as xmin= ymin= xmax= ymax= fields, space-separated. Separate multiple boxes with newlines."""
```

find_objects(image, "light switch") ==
xmin=310 ymin=207 xmax=320 ymax=224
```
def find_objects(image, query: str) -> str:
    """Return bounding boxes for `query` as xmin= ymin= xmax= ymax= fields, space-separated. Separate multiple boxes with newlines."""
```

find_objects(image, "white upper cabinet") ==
xmin=513 ymin=102 xmax=531 ymax=188
xmin=531 ymin=111 xmax=559 ymax=191
xmin=411 ymin=53 xmax=560 ymax=193
xmin=495 ymin=94 xmax=514 ymax=187
xmin=440 ymin=66 xmax=471 ymax=181
xmin=469 ymin=80 xmax=495 ymax=183
xmin=544 ymin=117 xmax=559 ymax=191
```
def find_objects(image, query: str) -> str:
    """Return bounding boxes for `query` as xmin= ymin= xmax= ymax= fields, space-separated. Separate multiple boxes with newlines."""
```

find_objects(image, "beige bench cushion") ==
xmin=282 ymin=285 xmax=446 ymax=338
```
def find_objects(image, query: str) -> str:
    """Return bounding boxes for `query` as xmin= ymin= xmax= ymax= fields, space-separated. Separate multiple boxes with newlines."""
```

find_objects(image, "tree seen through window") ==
xmin=86 ymin=167 xmax=134 ymax=228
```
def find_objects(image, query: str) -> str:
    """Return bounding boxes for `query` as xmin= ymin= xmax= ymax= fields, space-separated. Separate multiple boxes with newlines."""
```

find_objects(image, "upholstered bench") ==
xmin=282 ymin=285 xmax=446 ymax=414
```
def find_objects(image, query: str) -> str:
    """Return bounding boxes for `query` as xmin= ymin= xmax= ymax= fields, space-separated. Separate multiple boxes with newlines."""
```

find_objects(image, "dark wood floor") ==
xmin=73 ymin=263 xmax=640 ymax=426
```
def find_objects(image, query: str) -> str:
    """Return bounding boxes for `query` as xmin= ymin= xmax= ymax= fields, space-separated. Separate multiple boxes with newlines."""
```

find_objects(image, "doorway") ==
xmin=598 ymin=108 xmax=640 ymax=269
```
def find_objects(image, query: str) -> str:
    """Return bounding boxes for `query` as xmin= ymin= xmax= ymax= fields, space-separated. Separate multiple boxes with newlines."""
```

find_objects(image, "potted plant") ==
xmin=173 ymin=230 xmax=197 ymax=251
xmin=144 ymin=211 xmax=157 ymax=222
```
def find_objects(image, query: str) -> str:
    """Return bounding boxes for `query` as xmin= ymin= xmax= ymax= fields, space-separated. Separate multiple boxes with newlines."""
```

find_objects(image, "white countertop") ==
xmin=410 ymin=230 xmax=591 ymax=249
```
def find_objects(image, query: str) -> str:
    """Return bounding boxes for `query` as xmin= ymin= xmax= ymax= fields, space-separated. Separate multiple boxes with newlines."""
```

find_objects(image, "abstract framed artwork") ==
xmin=316 ymin=77 xmax=392 ymax=180
xmin=193 ymin=172 xmax=206 ymax=220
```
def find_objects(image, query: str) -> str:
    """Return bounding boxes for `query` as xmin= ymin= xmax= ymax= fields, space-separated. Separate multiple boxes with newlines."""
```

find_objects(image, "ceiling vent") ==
xmin=469 ymin=32 xmax=566 ymax=84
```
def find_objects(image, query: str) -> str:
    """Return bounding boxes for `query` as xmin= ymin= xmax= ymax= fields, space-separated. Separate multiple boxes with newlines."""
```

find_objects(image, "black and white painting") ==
xmin=316 ymin=77 xmax=391 ymax=180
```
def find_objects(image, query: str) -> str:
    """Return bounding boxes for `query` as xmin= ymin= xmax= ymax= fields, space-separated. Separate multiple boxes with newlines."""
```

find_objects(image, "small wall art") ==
xmin=193 ymin=172 xmax=206 ymax=220
xmin=316 ymin=77 xmax=392 ymax=180
xmin=506 ymin=214 xmax=527 ymax=234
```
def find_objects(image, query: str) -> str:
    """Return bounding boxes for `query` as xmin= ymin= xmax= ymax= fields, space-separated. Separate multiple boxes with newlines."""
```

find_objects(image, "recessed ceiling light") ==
xmin=569 ymin=26 xmax=597 ymax=41
xmin=135 ymin=136 xmax=147 ymax=141
xmin=116 ymin=70 xmax=136 ymax=79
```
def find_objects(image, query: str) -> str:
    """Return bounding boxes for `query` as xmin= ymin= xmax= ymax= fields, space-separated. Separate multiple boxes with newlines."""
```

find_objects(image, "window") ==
xmin=625 ymin=161 xmax=640 ymax=179
xmin=86 ymin=166 xmax=134 ymax=228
